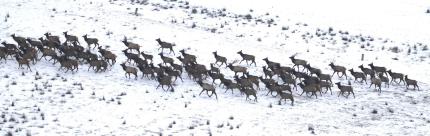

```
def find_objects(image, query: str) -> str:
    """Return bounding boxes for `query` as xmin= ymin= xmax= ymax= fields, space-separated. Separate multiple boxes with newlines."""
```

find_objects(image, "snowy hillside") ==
xmin=0 ymin=0 xmax=429 ymax=135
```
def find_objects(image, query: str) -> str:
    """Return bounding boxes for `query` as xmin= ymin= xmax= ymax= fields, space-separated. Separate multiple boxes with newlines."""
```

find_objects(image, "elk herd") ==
xmin=0 ymin=32 xmax=422 ymax=106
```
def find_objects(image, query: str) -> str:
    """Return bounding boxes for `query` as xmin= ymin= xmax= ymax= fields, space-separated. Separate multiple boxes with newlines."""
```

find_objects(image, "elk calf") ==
xmin=329 ymin=62 xmax=347 ymax=79
xmin=237 ymin=50 xmax=256 ymax=66
xmin=120 ymin=63 xmax=138 ymax=79
xmin=83 ymin=34 xmax=99 ymax=49
xmin=405 ymin=75 xmax=419 ymax=90
xmin=335 ymin=82 xmax=355 ymax=98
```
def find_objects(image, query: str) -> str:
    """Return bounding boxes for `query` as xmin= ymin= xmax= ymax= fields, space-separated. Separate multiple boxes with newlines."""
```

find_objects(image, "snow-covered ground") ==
xmin=0 ymin=0 xmax=429 ymax=135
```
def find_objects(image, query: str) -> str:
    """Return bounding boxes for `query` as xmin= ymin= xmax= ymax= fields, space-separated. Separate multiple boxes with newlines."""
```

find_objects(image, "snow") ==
xmin=0 ymin=0 xmax=429 ymax=135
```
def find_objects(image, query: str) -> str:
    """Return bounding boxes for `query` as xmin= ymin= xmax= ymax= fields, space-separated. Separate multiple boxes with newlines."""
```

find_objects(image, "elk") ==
xmin=43 ymin=32 xmax=61 ymax=44
xmin=227 ymin=63 xmax=247 ymax=76
xmin=298 ymin=83 xmax=319 ymax=99
xmin=262 ymin=57 xmax=280 ymax=69
xmin=98 ymin=47 xmax=116 ymax=65
xmin=262 ymin=66 xmax=274 ymax=79
xmin=278 ymin=90 xmax=294 ymax=106
xmin=212 ymin=51 xmax=227 ymax=67
xmin=368 ymin=63 xmax=388 ymax=77
xmin=39 ymin=48 xmax=57 ymax=61
xmin=304 ymin=63 xmax=321 ymax=76
xmin=158 ymin=53 xmax=174 ymax=66
xmin=120 ymin=63 xmax=138 ymax=79
xmin=197 ymin=80 xmax=218 ymax=99
xmin=335 ymin=82 xmax=355 ymax=98
xmin=63 ymin=31 xmax=80 ymax=45
xmin=179 ymin=49 xmax=196 ymax=63
xmin=237 ymin=50 xmax=256 ymax=66
xmin=11 ymin=34 xmax=27 ymax=46
xmin=358 ymin=64 xmax=374 ymax=78
xmin=122 ymin=37 xmax=140 ymax=52
xmin=405 ymin=75 xmax=419 ymax=90
xmin=82 ymin=34 xmax=99 ymax=49
xmin=1 ymin=41 xmax=18 ymax=51
xmin=156 ymin=74 xmax=174 ymax=91
xmin=155 ymin=38 xmax=175 ymax=54
xmin=378 ymin=73 xmax=390 ymax=88
xmin=239 ymin=87 xmax=257 ymax=102
xmin=369 ymin=74 xmax=382 ymax=93
xmin=316 ymin=72 xmax=332 ymax=83
xmin=122 ymin=50 xmax=140 ymax=63
xmin=14 ymin=55 xmax=31 ymax=71
xmin=349 ymin=69 xmax=366 ymax=83
xmin=140 ymin=51 xmax=153 ymax=63
xmin=137 ymin=64 xmax=155 ymax=79
xmin=387 ymin=70 xmax=405 ymax=85
xmin=289 ymin=55 xmax=307 ymax=71
xmin=329 ymin=62 xmax=347 ymax=79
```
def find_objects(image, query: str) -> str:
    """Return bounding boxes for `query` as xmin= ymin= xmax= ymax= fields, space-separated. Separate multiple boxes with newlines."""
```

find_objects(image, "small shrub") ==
xmin=389 ymin=46 xmax=400 ymax=53
xmin=191 ymin=8 xmax=197 ymax=14
xmin=371 ymin=109 xmax=378 ymax=114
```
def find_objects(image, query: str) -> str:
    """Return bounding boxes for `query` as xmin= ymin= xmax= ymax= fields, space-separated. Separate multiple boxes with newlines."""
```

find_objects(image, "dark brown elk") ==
xmin=209 ymin=63 xmax=220 ymax=74
xmin=1 ymin=41 xmax=18 ymax=51
xmin=378 ymin=73 xmax=390 ymax=88
xmin=156 ymin=74 xmax=174 ymax=91
xmin=405 ymin=75 xmax=419 ymax=90
xmin=137 ymin=64 xmax=155 ymax=79
xmin=304 ymin=63 xmax=321 ymax=76
xmin=98 ymin=47 xmax=116 ymax=65
xmin=280 ymin=73 xmax=297 ymax=90
xmin=122 ymin=50 xmax=139 ymax=63
xmin=158 ymin=53 xmax=174 ymax=66
xmin=227 ymin=63 xmax=247 ymax=76
xmin=320 ymin=81 xmax=332 ymax=94
xmin=14 ymin=55 xmax=31 ymax=71
xmin=82 ymin=34 xmax=99 ymax=49
xmin=358 ymin=64 xmax=374 ymax=78
xmin=63 ymin=31 xmax=80 ymax=45
xmin=278 ymin=90 xmax=294 ymax=106
xmin=44 ymin=32 xmax=61 ymax=44
xmin=239 ymin=87 xmax=257 ymax=102
xmin=289 ymin=55 xmax=307 ymax=71
xmin=349 ymin=69 xmax=366 ymax=83
xmin=11 ymin=34 xmax=27 ymax=46
xmin=26 ymin=38 xmax=44 ymax=51
xmin=316 ymin=72 xmax=332 ymax=83
xmin=38 ymin=37 xmax=57 ymax=50
xmin=329 ymin=62 xmax=347 ymax=79
xmin=156 ymin=38 xmax=175 ymax=54
xmin=237 ymin=50 xmax=256 ymax=66
xmin=370 ymin=74 xmax=382 ymax=93
xmin=234 ymin=75 xmax=254 ymax=90
xmin=298 ymin=83 xmax=319 ymax=98
xmin=122 ymin=37 xmax=140 ymax=52
xmin=57 ymin=56 xmax=79 ymax=73
xmin=39 ymin=48 xmax=57 ymax=61
xmin=335 ymin=82 xmax=355 ymax=98
xmin=140 ymin=51 xmax=153 ymax=63
xmin=212 ymin=51 xmax=227 ymax=67
xmin=387 ymin=70 xmax=405 ymax=85
xmin=179 ymin=49 xmax=196 ymax=63
xmin=262 ymin=57 xmax=280 ymax=69
xmin=208 ymin=70 xmax=224 ymax=84
xmin=0 ymin=48 xmax=6 ymax=61
xmin=368 ymin=63 xmax=388 ymax=77
xmin=244 ymin=72 xmax=260 ymax=90
xmin=120 ymin=63 xmax=137 ymax=79
xmin=262 ymin=66 xmax=274 ymax=79
xmin=197 ymin=80 xmax=218 ymax=99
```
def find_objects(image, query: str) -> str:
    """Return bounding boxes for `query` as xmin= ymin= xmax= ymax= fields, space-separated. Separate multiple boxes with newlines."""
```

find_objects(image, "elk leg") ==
xmin=199 ymin=89 xmax=205 ymax=95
